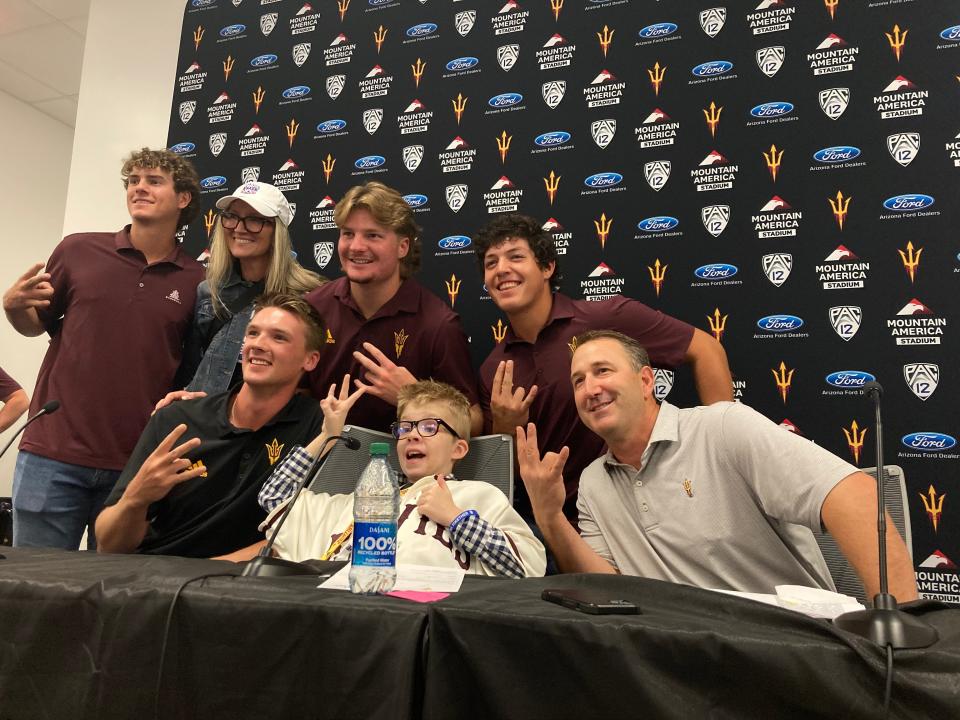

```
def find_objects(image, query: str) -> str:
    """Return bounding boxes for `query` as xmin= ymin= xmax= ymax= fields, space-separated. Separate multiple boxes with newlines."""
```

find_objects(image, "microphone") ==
xmin=834 ymin=380 xmax=937 ymax=648
xmin=242 ymin=434 xmax=361 ymax=577
xmin=0 ymin=400 xmax=60 ymax=459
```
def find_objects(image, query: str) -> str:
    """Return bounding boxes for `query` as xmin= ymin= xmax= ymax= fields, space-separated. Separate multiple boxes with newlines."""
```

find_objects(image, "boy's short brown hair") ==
xmin=397 ymin=380 xmax=471 ymax=440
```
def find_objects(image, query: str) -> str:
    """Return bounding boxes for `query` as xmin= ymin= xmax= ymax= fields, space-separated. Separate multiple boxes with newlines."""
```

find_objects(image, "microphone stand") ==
xmin=833 ymin=382 xmax=937 ymax=648
xmin=0 ymin=400 xmax=60 ymax=459
xmin=1 ymin=400 xmax=60 ymax=560
xmin=242 ymin=434 xmax=359 ymax=577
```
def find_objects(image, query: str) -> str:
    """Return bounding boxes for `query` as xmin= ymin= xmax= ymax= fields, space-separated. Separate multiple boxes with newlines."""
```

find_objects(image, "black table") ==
xmin=0 ymin=548 xmax=429 ymax=720
xmin=0 ymin=549 xmax=957 ymax=720
xmin=424 ymin=574 xmax=960 ymax=720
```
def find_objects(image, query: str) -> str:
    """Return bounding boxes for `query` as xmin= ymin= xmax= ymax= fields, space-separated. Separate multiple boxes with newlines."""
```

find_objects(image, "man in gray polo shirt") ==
xmin=517 ymin=329 xmax=918 ymax=600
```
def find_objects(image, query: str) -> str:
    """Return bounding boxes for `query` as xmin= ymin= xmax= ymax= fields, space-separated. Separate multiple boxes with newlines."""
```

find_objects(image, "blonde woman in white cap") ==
xmin=177 ymin=181 xmax=324 ymax=394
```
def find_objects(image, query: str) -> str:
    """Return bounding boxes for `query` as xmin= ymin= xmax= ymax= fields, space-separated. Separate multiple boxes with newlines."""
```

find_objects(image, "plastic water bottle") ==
xmin=349 ymin=442 xmax=399 ymax=594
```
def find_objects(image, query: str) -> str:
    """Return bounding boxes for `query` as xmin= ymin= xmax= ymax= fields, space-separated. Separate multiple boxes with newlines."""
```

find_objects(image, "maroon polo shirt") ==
xmin=479 ymin=292 xmax=694 ymax=519
xmin=305 ymin=276 xmax=479 ymax=432
xmin=20 ymin=227 xmax=204 ymax=470
xmin=0 ymin=366 xmax=22 ymax=401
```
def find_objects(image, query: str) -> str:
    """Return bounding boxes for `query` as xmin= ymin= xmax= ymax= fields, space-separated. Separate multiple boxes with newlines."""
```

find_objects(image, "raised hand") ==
xmin=2 ymin=263 xmax=54 ymax=312
xmin=352 ymin=341 xmax=417 ymax=406
xmin=516 ymin=423 xmax=569 ymax=522
xmin=490 ymin=360 xmax=538 ymax=433
xmin=122 ymin=424 xmax=205 ymax=509
xmin=320 ymin=373 xmax=367 ymax=438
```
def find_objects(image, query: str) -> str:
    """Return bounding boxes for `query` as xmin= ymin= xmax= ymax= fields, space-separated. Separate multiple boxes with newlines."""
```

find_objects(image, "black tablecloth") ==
xmin=0 ymin=548 xmax=429 ymax=720
xmin=424 ymin=574 xmax=960 ymax=720
xmin=1 ymin=549 xmax=957 ymax=720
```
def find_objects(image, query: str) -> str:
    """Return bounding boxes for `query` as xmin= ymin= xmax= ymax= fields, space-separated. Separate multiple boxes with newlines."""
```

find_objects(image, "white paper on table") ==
xmin=318 ymin=563 xmax=466 ymax=593
xmin=709 ymin=585 xmax=866 ymax=620
xmin=774 ymin=584 xmax=865 ymax=619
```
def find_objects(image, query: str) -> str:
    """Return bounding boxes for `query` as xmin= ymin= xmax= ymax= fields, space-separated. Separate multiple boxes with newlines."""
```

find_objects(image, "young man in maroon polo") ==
xmin=1 ymin=148 xmax=204 ymax=550
xmin=474 ymin=214 xmax=733 ymax=520
xmin=304 ymin=181 xmax=481 ymax=435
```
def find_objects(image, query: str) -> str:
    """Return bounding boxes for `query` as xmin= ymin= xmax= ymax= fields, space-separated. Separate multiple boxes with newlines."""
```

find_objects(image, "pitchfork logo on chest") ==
xmin=394 ymin=329 xmax=409 ymax=358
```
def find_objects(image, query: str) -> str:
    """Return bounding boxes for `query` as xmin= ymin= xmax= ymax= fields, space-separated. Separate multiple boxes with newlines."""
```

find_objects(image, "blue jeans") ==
xmin=12 ymin=451 xmax=120 ymax=550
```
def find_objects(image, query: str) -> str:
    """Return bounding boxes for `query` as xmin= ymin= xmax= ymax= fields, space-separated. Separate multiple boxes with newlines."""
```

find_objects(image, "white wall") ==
xmin=64 ymin=0 xmax=185 ymax=233
xmin=1 ymin=0 xmax=185 ymax=496
xmin=0 ymin=92 xmax=73 ymax=495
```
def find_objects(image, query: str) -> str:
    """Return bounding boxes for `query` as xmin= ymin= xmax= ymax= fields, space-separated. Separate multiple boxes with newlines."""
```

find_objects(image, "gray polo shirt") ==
xmin=577 ymin=401 xmax=858 ymax=593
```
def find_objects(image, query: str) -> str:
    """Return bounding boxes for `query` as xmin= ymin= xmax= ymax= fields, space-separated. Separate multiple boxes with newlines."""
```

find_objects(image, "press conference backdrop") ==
xmin=167 ymin=0 xmax=958 ymax=601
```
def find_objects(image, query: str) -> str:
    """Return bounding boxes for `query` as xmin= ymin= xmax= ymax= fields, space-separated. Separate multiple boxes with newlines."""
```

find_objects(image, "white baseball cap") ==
xmin=215 ymin=181 xmax=294 ymax=227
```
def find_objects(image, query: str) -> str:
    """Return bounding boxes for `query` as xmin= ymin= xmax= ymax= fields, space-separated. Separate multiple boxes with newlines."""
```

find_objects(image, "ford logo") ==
xmin=639 ymin=22 xmax=678 ymax=39
xmin=488 ymin=93 xmax=523 ymax=108
xmin=940 ymin=25 xmax=960 ymax=41
xmin=584 ymin=172 xmax=623 ymax=188
xmin=446 ymin=57 xmax=479 ymax=71
xmin=219 ymin=24 xmax=245 ymax=37
xmin=355 ymin=155 xmax=386 ymax=169
xmin=406 ymin=23 xmax=438 ymax=37
xmin=883 ymin=194 xmax=935 ymax=211
xmin=534 ymin=131 xmax=571 ymax=147
xmin=902 ymin=432 xmax=957 ymax=452
xmin=637 ymin=216 xmax=679 ymax=232
xmin=282 ymin=85 xmax=311 ymax=99
xmin=191 ymin=0 xmax=215 ymax=6
xmin=316 ymin=119 xmax=347 ymax=133
xmin=756 ymin=315 xmax=804 ymax=332
xmin=402 ymin=194 xmax=428 ymax=207
xmin=169 ymin=142 xmax=196 ymax=154
xmin=750 ymin=101 xmax=793 ymax=118
xmin=439 ymin=235 xmax=472 ymax=250
xmin=825 ymin=371 xmax=876 ymax=388
xmin=814 ymin=146 xmax=862 ymax=163
xmin=694 ymin=263 xmax=738 ymax=280
xmin=201 ymin=176 xmax=227 ymax=189
xmin=369 ymin=0 xmax=392 ymax=5
xmin=692 ymin=60 xmax=733 ymax=77
xmin=250 ymin=54 xmax=278 ymax=67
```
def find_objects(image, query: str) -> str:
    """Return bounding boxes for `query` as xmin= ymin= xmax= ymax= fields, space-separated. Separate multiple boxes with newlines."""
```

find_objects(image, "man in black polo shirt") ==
xmin=96 ymin=294 xmax=324 ymax=558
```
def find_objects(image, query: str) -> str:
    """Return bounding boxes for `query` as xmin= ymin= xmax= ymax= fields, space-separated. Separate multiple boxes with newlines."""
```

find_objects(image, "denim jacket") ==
xmin=180 ymin=270 xmax=264 ymax=394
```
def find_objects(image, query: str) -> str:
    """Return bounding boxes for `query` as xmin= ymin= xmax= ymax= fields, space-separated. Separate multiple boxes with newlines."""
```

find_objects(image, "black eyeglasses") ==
xmin=389 ymin=418 xmax=461 ymax=440
xmin=220 ymin=210 xmax=275 ymax=233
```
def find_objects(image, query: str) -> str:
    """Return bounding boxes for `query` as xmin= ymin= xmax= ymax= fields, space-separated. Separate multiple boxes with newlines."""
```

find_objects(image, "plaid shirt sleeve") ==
xmin=258 ymin=445 xmax=315 ymax=512
xmin=449 ymin=514 xmax=526 ymax=579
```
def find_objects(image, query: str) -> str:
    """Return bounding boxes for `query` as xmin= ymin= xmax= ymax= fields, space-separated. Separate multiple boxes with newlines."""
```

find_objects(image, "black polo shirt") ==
xmin=104 ymin=389 xmax=323 ymax=558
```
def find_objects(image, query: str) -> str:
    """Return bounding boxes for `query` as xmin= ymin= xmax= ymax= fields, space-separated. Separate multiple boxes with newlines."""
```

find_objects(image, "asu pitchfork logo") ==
xmin=445 ymin=274 xmax=461 ymax=307
xmin=373 ymin=25 xmax=387 ymax=53
xmin=394 ymin=329 xmax=409 ymax=358
xmin=594 ymin=213 xmax=611 ymax=249
xmin=544 ymin=171 xmax=561 ymax=204
xmin=763 ymin=144 xmax=784 ymax=182
xmin=707 ymin=308 xmax=727 ymax=342
xmin=647 ymin=62 xmax=666 ymax=96
xmin=920 ymin=485 xmax=945 ymax=532
xmin=843 ymin=421 xmax=867 ymax=464
xmin=771 ymin=361 xmax=794 ymax=403
xmin=265 ymin=439 xmax=284 ymax=467
xmin=648 ymin=260 xmax=667 ymax=297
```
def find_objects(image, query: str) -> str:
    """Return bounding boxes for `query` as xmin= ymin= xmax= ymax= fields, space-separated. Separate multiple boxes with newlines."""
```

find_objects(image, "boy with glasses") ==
xmin=236 ymin=379 xmax=545 ymax=577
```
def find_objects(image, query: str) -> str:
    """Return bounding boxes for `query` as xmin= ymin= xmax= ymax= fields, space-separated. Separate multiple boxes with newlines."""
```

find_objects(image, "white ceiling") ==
xmin=0 ymin=0 xmax=91 ymax=127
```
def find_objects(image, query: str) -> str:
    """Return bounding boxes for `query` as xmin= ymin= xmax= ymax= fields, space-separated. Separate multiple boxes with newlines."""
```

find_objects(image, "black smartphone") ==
xmin=541 ymin=588 xmax=640 ymax=615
